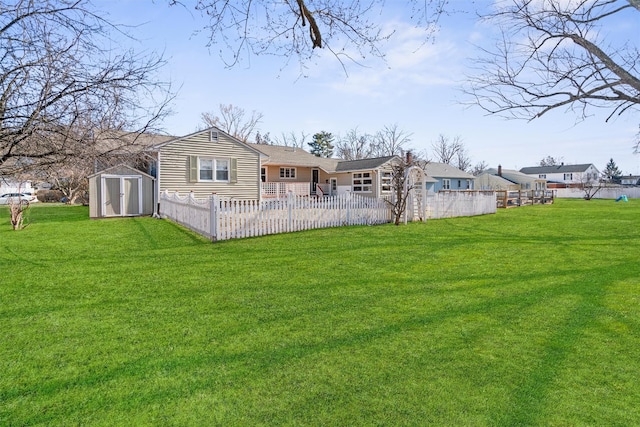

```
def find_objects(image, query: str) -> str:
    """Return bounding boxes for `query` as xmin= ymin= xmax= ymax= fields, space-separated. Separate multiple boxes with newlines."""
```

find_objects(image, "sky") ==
xmin=98 ymin=0 xmax=640 ymax=175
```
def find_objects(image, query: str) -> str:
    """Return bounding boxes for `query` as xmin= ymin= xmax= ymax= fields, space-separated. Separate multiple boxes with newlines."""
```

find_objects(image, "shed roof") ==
xmin=87 ymin=164 xmax=155 ymax=180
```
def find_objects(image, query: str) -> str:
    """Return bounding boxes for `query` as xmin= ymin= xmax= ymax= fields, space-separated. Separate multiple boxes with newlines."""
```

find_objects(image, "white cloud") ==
xmin=322 ymin=21 xmax=463 ymax=98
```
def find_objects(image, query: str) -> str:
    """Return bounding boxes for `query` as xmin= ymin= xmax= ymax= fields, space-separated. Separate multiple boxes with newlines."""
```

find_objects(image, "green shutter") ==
xmin=189 ymin=156 xmax=198 ymax=182
xmin=230 ymin=158 xmax=237 ymax=183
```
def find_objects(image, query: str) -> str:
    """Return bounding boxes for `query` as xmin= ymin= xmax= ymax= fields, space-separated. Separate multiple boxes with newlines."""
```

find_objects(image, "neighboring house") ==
xmin=616 ymin=175 xmax=640 ymax=186
xmin=0 ymin=178 xmax=34 ymax=195
xmin=476 ymin=166 xmax=546 ymax=191
xmin=423 ymin=163 xmax=475 ymax=192
xmin=520 ymin=163 xmax=600 ymax=188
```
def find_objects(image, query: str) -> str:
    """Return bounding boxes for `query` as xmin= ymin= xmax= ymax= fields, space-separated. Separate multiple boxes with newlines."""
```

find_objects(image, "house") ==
xmin=616 ymin=175 xmax=640 ymax=186
xmin=423 ymin=163 xmax=475 ymax=192
xmin=248 ymin=142 xmax=400 ymax=199
xmin=476 ymin=165 xmax=546 ymax=190
xmin=145 ymin=127 xmax=476 ymax=205
xmin=0 ymin=177 xmax=34 ymax=195
xmin=519 ymin=163 xmax=600 ymax=188
xmin=152 ymin=128 xmax=263 ymax=200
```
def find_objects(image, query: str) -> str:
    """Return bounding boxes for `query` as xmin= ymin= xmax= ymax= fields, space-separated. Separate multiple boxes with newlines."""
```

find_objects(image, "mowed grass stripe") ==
xmin=1 ymin=199 xmax=638 ymax=425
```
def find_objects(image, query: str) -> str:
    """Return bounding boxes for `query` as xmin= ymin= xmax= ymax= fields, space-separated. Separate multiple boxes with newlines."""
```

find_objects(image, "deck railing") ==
xmin=261 ymin=182 xmax=310 ymax=198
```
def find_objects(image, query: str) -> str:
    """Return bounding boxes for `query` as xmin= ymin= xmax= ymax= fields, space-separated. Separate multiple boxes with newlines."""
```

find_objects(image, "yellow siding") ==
xmin=158 ymin=131 xmax=260 ymax=199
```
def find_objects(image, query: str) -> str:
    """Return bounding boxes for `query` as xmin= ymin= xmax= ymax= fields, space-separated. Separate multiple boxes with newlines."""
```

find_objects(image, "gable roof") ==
xmin=425 ymin=162 xmax=475 ymax=179
xmin=335 ymin=156 xmax=397 ymax=172
xmin=248 ymin=144 xmax=399 ymax=173
xmin=248 ymin=143 xmax=339 ymax=171
xmin=520 ymin=164 xmax=596 ymax=174
xmin=151 ymin=127 xmax=263 ymax=156
xmin=485 ymin=167 xmax=541 ymax=185
xmin=87 ymin=164 xmax=155 ymax=180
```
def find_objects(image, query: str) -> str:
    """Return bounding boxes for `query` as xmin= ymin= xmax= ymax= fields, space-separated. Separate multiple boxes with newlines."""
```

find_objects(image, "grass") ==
xmin=1 ymin=200 xmax=639 ymax=426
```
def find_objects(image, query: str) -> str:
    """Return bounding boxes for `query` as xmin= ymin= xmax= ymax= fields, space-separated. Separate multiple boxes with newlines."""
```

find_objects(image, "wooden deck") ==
xmin=495 ymin=190 xmax=554 ymax=208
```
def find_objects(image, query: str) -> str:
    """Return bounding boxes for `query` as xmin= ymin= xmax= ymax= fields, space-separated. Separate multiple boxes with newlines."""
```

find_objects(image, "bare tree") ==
xmin=372 ymin=124 xmax=412 ymax=157
xmin=201 ymin=104 xmax=263 ymax=143
xmin=335 ymin=128 xmax=375 ymax=160
xmin=471 ymin=160 xmax=489 ymax=176
xmin=385 ymin=152 xmax=428 ymax=225
xmin=578 ymin=172 xmax=604 ymax=200
xmin=431 ymin=135 xmax=465 ymax=164
xmin=0 ymin=0 xmax=172 ymax=177
xmin=466 ymin=0 xmax=640 ymax=128
xmin=273 ymin=131 xmax=309 ymax=148
xmin=177 ymin=0 xmax=448 ymax=72
xmin=539 ymin=156 xmax=563 ymax=167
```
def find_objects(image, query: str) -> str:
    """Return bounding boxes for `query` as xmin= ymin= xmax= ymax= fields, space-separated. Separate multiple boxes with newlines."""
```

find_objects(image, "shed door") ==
xmin=102 ymin=175 xmax=142 ymax=217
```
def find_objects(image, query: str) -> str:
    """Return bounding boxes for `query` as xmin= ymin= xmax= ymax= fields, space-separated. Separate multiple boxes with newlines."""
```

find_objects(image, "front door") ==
xmin=102 ymin=175 xmax=142 ymax=217
xmin=330 ymin=178 xmax=337 ymax=196
xmin=311 ymin=169 xmax=319 ymax=194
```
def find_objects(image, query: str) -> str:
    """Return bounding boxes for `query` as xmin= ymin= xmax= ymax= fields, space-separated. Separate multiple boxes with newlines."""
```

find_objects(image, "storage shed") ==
xmin=88 ymin=165 xmax=155 ymax=218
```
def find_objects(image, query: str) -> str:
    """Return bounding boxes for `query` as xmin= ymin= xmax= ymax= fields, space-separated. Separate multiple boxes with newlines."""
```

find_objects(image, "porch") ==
xmin=261 ymin=182 xmax=312 ymax=198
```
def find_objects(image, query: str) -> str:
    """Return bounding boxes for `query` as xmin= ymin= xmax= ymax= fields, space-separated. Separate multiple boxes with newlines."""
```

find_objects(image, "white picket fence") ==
xmin=554 ymin=187 xmax=640 ymax=199
xmin=159 ymin=191 xmax=392 ymax=241
xmin=426 ymin=191 xmax=497 ymax=219
xmin=407 ymin=190 xmax=497 ymax=221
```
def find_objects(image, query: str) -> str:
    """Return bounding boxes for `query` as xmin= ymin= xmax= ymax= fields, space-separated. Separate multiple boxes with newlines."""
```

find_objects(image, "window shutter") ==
xmin=189 ymin=156 xmax=198 ymax=182
xmin=230 ymin=158 xmax=237 ymax=183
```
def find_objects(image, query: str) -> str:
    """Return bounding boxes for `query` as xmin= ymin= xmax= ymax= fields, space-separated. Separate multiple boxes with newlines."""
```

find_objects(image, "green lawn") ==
xmin=1 ymin=200 xmax=639 ymax=426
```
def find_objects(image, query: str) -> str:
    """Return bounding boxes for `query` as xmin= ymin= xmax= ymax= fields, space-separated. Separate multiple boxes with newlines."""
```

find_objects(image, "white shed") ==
xmin=88 ymin=165 xmax=155 ymax=218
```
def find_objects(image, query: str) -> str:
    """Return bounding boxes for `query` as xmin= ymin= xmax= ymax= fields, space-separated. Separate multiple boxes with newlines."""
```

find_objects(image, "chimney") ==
xmin=406 ymin=150 xmax=413 ymax=165
xmin=498 ymin=164 xmax=502 ymax=176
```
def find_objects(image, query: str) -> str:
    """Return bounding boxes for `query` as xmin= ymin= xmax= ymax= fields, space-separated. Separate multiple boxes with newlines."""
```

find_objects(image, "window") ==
xmin=199 ymin=159 xmax=213 ymax=181
xmin=216 ymin=159 xmax=229 ymax=181
xmin=458 ymin=180 xmax=462 ymax=188
xmin=209 ymin=130 xmax=219 ymax=142
xmin=564 ymin=173 xmax=573 ymax=181
xmin=352 ymin=172 xmax=372 ymax=192
xmin=279 ymin=167 xmax=296 ymax=179
xmin=261 ymin=167 xmax=266 ymax=183
xmin=442 ymin=179 xmax=450 ymax=190
xmin=466 ymin=179 xmax=471 ymax=189
xmin=539 ymin=174 xmax=546 ymax=179
xmin=194 ymin=157 xmax=230 ymax=182
xmin=381 ymin=171 xmax=392 ymax=192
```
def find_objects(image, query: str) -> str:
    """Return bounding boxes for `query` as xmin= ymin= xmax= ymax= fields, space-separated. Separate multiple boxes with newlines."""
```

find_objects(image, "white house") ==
xmin=519 ymin=164 xmax=600 ymax=188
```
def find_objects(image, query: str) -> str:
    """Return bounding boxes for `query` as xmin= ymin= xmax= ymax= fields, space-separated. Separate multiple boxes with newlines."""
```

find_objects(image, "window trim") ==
xmin=279 ymin=167 xmax=296 ymax=179
xmin=352 ymin=172 xmax=373 ymax=193
xmin=196 ymin=157 xmax=231 ymax=183
xmin=381 ymin=171 xmax=392 ymax=193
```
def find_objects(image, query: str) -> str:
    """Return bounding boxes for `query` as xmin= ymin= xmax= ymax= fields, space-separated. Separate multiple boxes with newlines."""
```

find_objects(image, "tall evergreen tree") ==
xmin=308 ymin=131 xmax=335 ymax=158
xmin=603 ymin=158 xmax=622 ymax=182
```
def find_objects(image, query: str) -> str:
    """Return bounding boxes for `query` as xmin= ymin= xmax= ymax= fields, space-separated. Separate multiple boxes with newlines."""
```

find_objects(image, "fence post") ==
xmin=346 ymin=191 xmax=351 ymax=225
xmin=287 ymin=191 xmax=294 ymax=232
xmin=210 ymin=194 xmax=219 ymax=241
